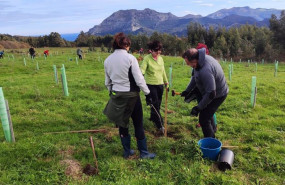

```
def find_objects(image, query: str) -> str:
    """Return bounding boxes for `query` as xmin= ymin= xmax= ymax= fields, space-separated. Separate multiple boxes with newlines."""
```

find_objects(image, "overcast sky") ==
xmin=0 ymin=0 xmax=284 ymax=36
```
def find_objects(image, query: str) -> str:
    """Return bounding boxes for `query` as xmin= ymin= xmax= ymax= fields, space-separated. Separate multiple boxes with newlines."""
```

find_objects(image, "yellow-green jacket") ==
xmin=140 ymin=54 xmax=168 ymax=85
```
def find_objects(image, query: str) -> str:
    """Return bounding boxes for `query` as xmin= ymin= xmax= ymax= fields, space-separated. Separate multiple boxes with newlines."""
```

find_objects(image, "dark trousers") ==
xmin=119 ymin=96 xmax=145 ymax=140
xmin=78 ymin=54 xmax=82 ymax=59
xmin=147 ymin=84 xmax=164 ymax=129
xmin=199 ymin=95 xmax=227 ymax=138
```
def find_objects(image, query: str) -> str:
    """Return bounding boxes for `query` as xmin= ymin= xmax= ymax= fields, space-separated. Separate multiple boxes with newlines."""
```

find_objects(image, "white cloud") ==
xmin=193 ymin=0 xmax=203 ymax=3
xmin=200 ymin=3 xmax=214 ymax=7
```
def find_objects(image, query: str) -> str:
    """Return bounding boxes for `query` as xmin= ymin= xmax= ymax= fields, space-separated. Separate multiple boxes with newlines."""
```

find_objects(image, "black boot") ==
xmin=120 ymin=135 xmax=135 ymax=159
xmin=137 ymin=138 xmax=156 ymax=159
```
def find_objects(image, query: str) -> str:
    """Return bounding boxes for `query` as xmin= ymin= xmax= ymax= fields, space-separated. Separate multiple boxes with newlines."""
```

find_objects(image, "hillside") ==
xmin=0 ymin=41 xmax=30 ymax=49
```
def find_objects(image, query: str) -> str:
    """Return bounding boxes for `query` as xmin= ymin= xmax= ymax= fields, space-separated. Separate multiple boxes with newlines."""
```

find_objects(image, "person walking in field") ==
xmin=140 ymin=40 xmax=168 ymax=134
xmin=103 ymin=32 xmax=156 ymax=159
xmin=77 ymin=48 xmax=83 ymax=59
xmin=181 ymin=48 xmax=228 ymax=138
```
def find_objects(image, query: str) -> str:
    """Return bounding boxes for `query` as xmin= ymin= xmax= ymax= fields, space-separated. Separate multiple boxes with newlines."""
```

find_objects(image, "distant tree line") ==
xmin=0 ymin=32 xmax=72 ymax=48
xmin=1 ymin=11 xmax=284 ymax=61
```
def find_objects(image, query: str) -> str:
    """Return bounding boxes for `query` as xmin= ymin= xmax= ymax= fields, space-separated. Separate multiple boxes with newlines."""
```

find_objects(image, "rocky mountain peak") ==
xmin=87 ymin=7 xmax=282 ymax=36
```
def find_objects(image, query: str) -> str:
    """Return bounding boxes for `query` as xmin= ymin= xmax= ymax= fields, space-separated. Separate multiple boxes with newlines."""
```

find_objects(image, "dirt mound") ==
xmin=0 ymin=41 xmax=30 ymax=49
xmin=59 ymin=146 xmax=84 ymax=180
xmin=60 ymin=159 xmax=83 ymax=180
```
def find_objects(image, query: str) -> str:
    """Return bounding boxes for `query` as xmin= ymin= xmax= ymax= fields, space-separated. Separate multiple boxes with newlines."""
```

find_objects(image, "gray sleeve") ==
xmin=130 ymin=56 xmax=150 ymax=95
xmin=197 ymin=70 xmax=216 ymax=110
xmin=104 ymin=62 xmax=112 ymax=91
xmin=184 ymin=69 xmax=196 ymax=92
xmin=185 ymin=77 xmax=196 ymax=92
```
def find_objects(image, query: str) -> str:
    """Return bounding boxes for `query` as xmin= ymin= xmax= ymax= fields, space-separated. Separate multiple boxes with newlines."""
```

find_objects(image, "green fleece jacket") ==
xmin=140 ymin=54 xmax=168 ymax=85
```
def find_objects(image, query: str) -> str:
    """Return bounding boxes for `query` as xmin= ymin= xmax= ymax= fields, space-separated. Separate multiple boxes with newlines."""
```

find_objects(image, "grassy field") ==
xmin=0 ymin=48 xmax=284 ymax=184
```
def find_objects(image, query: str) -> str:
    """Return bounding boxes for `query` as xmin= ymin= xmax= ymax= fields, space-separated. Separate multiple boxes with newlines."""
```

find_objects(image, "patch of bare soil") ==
xmin=60 ymin=159 xmax=83 ymax=180
xmin=59 ymin=146 xmax=84 ymax=181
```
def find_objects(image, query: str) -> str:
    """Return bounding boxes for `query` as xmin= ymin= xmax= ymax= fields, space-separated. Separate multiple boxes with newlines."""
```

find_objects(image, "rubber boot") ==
xmin=120 ymin=135 xmax=135 ymax=159
xmin=137 ymin=138 xmax=156 ymax=159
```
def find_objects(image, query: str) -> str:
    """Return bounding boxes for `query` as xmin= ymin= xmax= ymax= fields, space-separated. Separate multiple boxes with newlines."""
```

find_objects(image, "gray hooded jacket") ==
xmin=186 ymin=48 xmax=228 ymax=110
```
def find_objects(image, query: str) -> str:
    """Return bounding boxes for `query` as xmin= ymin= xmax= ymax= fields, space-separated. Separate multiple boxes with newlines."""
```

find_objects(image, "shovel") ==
xmin=164 ymin=86 xmax=168 ymax=137
xmin=83 ymin=136 xmax=99 ymax=176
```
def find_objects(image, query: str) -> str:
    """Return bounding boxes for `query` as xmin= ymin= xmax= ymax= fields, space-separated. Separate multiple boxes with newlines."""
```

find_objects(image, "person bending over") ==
xmin=182 ymin=48 xmax=228 ymax=138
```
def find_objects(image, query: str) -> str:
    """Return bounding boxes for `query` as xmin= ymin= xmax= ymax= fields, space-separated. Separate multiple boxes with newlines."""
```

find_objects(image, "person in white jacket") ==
xmin=103 ymin=32 xmax=155 ymax=159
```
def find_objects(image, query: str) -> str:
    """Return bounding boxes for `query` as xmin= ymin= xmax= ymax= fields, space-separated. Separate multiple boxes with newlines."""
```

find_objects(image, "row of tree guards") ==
xmin=0 ymin=64 xmax=69 ymax=142
xmin=4 ymin=52 xmax=62 ymax=60
xmin=227 ymin=61 xmax=279 ymax=82
xmin=227 ymin=64 xmax=257 ymax=108
xmin=20 ymin=55 xmax=80 ymax=71
xmin=169 ymin=61 xmax=277 ymax=109
xmin=0 ymin=87 xmax=15 ymax=142
xmin=4 ymin=50 xmax=90 ymax=63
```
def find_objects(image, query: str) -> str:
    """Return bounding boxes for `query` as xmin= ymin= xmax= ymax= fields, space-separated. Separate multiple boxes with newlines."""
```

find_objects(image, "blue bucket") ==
xmin=198 ymin=138 xmax=222 ymax=161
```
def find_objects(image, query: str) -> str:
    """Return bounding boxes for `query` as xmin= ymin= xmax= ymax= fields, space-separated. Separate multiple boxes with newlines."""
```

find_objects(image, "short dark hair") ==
xmin=182 ymin=49 xmax=199 ymax=61
xmin=113 ymin=32 xmax=131 ymax=50
xmin=147 ymin=40 xmax=162 ymax=51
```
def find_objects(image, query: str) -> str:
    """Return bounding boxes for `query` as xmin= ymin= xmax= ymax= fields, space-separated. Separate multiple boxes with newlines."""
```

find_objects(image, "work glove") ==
xmin=181 ymin=90 xmax=189 ymax=97
xmin=190 ymin=106 xmax=200 ymax=116
xmin=165 ymin=83 xmax=169 ymax=92
xmin=145 ymin=94 xmax=153 ymax=106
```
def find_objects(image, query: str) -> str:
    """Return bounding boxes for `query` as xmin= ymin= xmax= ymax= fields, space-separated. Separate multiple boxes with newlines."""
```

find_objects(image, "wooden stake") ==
xmin=45 ymin=129 xmax=107 ymax=134
xmin=253 ymin=87 xmax=257 ymax=108
xmin=5 ymin=100 xmax=15 ymax=142
xmin=61 ymin=74 xmax=64 ymax=95
xmin=251 ymin=76 xmax=257 ymax=107
xmin=90 ymin=136 xmax=99 ymax=174
xmin=164 ymin=87 xmax=168 ymax=137
xmin=222 ymin=146 xmax=239 ymax=148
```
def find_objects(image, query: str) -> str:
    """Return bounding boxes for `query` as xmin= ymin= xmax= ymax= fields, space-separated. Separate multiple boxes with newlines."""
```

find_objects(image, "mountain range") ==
xmin=87 ymin=6 xmax=282 ymax=36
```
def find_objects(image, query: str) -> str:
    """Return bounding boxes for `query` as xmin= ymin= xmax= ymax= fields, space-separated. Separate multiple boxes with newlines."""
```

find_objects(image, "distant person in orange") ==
xmin=44 ymin=50 xmax=49 ymax=57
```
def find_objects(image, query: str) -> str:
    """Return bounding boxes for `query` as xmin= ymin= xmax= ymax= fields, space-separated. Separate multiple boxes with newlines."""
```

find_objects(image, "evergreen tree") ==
xmin=228 ymin=28 xmax=241 ymax=56
xmin=270 ymin=10 xmax=285 ymax=49
xmin=48 ymin=32 xmax=65 ymax=47
xmin=76 ymin=31 xmax=89 ymax=47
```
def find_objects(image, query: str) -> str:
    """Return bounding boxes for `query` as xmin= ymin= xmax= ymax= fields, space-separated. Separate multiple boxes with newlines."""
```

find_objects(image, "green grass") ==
xmin=0 ymin=48 xmax=284 ymax=184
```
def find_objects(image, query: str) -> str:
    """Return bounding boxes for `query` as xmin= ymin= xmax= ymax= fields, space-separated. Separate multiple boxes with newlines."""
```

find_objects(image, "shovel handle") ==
xmin=222 ymin=146 xmax=239 ymax=148
xmin=90 ymin=136 xmax=99 ymax=173
xmin=164 ymin=87 xmax=168 ymax=137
